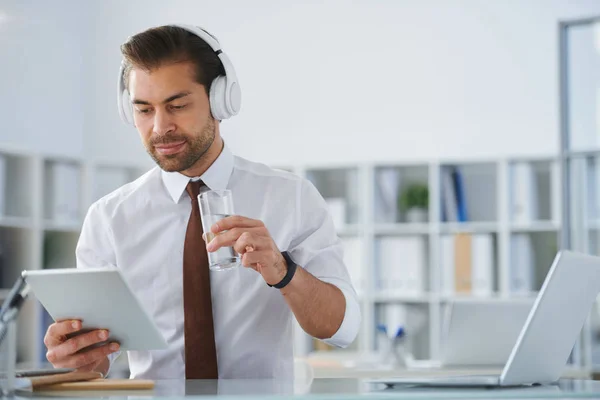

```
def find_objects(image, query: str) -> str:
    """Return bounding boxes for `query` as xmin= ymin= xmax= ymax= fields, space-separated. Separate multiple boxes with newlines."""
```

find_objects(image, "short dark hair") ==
xmin=120 ymin=25 xmax=224 ymax=95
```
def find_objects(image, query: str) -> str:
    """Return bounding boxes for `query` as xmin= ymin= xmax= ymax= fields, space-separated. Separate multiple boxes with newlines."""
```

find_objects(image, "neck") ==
xmin=180 ymin=133 xmax=224 ymax=178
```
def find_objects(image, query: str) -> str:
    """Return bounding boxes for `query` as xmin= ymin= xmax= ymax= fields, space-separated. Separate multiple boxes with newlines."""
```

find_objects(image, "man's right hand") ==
xmin=44 ymin=320 xmax=120 ymax=374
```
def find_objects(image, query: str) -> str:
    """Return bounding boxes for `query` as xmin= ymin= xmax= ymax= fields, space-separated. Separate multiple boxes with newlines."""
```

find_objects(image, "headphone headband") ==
xmin=118 ymin=24 xmax=241 ymax=125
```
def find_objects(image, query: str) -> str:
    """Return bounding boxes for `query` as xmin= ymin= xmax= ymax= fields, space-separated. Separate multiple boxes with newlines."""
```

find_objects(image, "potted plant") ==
xmin=398 ymin=183 xmax=429 ymax=223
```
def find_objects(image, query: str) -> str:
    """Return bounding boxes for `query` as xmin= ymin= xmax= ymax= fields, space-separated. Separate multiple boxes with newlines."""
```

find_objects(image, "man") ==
xmin=43 ymin=24 xmax=360 ymax=379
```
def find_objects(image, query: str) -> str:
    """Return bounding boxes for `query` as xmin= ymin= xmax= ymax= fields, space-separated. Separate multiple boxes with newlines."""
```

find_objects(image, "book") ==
xmin=471 ymin=234 xmax=494 ymax=296
xmin=377 ymin=236 xmax=426 ymax=295
xmin=454 ymin=234 xmax=472 ymax=293
xmin=341 ymin=237 xmax=364 ymax=294
xmin=46 ymin=162 xmax=81 ymax=223
xmin=440 ymin=235 xmax=455 ymax=295
xmin=441 ymin=167 xmax=458 ymax=222
xmin=511 ymin=162 xmax=538 ymax=223
xmin=375 ymin=168 xmax=400 ymax=223
xmin=452 ymin=167 xmax=468 ymax=222
xmin=510 ymin=233 xmax=535 ymax=294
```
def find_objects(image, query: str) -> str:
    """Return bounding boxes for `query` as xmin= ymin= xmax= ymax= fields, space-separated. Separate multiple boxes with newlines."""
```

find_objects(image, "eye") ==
xmin=171 ymin=104 xmax=187 ymax=111
xmin=135 ymin=108 xmax=152 ymax=115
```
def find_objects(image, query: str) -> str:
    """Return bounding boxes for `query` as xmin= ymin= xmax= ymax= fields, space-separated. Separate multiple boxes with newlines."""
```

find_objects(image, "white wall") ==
xmin=0 ymin=0 xmax=90 ymax=157
xmin=3 ymin=1 xmax=600 ymax=166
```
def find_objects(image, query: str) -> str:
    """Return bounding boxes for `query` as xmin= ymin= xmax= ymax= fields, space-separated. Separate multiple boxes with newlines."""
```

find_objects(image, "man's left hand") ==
xmin=206 ymin=216 xmax=288 ymax=286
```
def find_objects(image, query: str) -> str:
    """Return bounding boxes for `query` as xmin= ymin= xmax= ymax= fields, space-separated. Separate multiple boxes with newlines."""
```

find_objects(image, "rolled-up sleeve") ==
xmin=75 ymin=201 xmax=122 ymax=372
xmin=287 ymin=178 xmax=361 ymax=348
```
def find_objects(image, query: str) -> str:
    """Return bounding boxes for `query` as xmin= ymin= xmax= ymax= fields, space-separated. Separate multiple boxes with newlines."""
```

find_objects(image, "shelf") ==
xmin=44 ymin=220 xmax=82 ymax=233
xmin=510 ymin=221 xmax=560 ymax=232
xmin=439 ymin=222 xmax=498 ymax=234
xmin=588 ymin=220 xmax=600 ymax=230
xmin=374 ymin=223 xmax=430 ymax=235
xmin=336 ymin=225 xmax=362 ymax=236
xmin=565 ymin=149 xmax=600 ymax=158
xmin=0 ymin=216 xmax=33 ymax=229
xmin=372 ymin=291 xmax=433 ymax=303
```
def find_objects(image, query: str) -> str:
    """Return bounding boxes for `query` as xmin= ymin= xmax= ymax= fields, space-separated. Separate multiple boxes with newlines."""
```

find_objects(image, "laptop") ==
xmin=439 ymin=298 xmax=534 ymax=367
xmin=370 ymin=250 xmax=600 ymax=387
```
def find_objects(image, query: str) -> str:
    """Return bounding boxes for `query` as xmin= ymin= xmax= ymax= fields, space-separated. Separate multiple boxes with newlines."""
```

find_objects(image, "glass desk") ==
xmin=18 ymin=378 xmax=600 ymax=399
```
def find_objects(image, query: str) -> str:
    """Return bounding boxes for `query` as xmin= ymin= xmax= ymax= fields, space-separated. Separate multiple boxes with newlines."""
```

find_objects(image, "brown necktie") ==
xmin=183 ymin=180 xmax=218 ymax=379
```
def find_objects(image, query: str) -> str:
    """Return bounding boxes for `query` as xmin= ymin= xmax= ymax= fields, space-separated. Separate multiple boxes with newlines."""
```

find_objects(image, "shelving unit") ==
xmin=0 ymin=147 xmax=587 ymax=372
xmin=282 ymin=156 xmax=572 ymax=368
xmin=0 ymin=146 xmax=151 ymax=364
xmin=558 ymin=15 xmax=600 ymax=371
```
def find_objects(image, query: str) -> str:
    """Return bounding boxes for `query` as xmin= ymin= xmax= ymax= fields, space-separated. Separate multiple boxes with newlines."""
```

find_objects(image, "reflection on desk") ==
xmin=21 ymin=378 xmax=600 ymax=399
xmin=304 ymin=352 xmax=592 ymax=380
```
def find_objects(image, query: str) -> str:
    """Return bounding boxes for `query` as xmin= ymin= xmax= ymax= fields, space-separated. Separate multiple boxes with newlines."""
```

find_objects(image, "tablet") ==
xmin=22 ymin=267 xmax=168 ymax=351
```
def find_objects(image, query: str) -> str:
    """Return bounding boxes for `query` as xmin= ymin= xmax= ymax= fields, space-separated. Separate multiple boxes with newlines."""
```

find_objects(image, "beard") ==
xmin=145 ymin=118 xmax=215 ymax=172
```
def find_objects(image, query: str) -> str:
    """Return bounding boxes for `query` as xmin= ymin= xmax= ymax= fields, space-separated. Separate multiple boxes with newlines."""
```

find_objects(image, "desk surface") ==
xmin=21 ymin=378 xmax=600 ymax=400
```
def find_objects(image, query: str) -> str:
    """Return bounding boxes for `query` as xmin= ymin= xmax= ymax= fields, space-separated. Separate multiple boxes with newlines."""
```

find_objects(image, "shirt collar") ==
xmin=161 ymin=142 xmax=234 ymax=203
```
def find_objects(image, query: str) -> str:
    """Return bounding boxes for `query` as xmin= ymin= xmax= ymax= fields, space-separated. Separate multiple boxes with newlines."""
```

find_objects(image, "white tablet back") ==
xmin=22 ymin=267 xmax=168 ymax=351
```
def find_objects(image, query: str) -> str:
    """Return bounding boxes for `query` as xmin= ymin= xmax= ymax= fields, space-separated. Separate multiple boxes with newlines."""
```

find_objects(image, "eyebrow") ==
xmin=132 ymin=91 xmax=192 ymax=106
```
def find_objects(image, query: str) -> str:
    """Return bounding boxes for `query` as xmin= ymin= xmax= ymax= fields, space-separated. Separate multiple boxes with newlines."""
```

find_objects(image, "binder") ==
xmin=471 ymin=234 xmax=494 ymax=296
xmin=440 ymin=235 xmax=455 ymax=295
xmin=454 ymin=233 xmax=472 ymax=293
xmin=511 ymin=162 xmax=538 ymax=223
xmin=510 ymin=233 xmax=534 ymax=293
xmin=378 ymin=236 xmax=426 ymax=295
xmin=341 ymin=237 xmax=364 ymax=293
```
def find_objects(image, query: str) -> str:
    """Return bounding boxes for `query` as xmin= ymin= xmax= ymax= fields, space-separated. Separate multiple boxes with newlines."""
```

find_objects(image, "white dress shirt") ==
xmin=75 ymin=143 xmax=361 ymax=379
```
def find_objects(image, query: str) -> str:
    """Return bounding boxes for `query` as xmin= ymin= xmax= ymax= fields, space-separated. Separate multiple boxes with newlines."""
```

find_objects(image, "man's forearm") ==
xmin=280 ymin=266 xmax=345 ymax=339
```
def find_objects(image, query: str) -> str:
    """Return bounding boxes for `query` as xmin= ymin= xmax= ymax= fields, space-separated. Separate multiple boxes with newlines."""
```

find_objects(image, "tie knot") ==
xmin=186 ymin=180 xmax=203 ymax=201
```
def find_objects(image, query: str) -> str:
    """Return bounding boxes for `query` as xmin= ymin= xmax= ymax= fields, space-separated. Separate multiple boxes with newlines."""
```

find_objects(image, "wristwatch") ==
xmin=267 ymin=251 xmax=297 ymax=289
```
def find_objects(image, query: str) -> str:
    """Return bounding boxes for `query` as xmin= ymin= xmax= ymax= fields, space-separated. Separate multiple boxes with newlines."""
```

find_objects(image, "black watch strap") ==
xmin=268 ymin=251 xmax=297 ymax=289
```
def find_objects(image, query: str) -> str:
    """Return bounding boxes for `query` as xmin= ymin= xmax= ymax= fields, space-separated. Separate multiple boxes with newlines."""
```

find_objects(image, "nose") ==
xmin=153 ymin=109 xmax=176 ymax=136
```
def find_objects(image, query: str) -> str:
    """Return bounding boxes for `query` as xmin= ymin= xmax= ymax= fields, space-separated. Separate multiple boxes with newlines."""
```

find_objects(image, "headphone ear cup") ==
xmin=121 ymin=88 xmax=134 ymax=125
xmin=209 ymin=75 xmax=229 ymax=120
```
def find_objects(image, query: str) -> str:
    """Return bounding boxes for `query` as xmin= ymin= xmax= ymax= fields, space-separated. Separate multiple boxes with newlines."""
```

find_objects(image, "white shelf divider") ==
xmin=0 ymin=216 xmax=34 ymax=230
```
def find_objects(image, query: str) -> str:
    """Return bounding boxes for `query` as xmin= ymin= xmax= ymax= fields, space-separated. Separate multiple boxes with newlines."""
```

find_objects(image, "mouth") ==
xmin=154 ymin=140 xmax=186 ymax=156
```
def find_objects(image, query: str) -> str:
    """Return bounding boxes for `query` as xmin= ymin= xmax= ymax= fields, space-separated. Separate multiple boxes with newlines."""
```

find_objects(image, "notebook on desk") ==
xmin=370 ymin=250 xmax=600 ymax=387
xmin=13 ymin=371 xmax=154 ymax=392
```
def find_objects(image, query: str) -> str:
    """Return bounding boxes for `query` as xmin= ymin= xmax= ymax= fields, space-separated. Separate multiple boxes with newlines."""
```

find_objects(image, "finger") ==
xmin=233 ymin=232 xmax=264 ymax=255
xmin=206 ymin=227 xmax=244 ymax=252
xmin=47 ymin=329 xmax=110 ymax=362
xmin=242 ymin=249 xmax=271 ymax=267
xmin=45 ymin=320 xmax=83 ymax=347
xmin=207 ymin=227 xmax=263 ymax=252
xmin=211 ymin=215 xmax=264 ymax=233
xmin=51 ymin=342 xmax=120 ymax=370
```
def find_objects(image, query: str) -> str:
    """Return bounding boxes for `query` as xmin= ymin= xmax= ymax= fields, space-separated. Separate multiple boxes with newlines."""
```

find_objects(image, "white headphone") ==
xmin=117 ymin=24 xmax=242 ymax=125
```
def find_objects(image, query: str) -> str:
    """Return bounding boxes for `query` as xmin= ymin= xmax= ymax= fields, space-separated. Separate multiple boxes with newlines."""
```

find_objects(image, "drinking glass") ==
xmin=198 ymin=189 xmax=241 ymax=271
